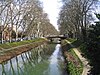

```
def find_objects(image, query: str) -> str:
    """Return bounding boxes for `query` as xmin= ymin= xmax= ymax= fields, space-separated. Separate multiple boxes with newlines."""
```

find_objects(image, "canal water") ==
xmin=0 ymin=44 xmax=68 ymax=75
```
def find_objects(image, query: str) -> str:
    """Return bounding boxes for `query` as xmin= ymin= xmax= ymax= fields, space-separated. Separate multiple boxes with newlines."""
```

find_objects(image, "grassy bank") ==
xmin=66 ymin=38 xmax=87 ymax=58
xmin=67 ymin=49 xmax=83 ymax=75
xmin=0 ymin=38 xmax=45 ymax=49
xmin=0 ymin=38 xmax=47 ymax=63
xmin=61 ymin=39 xmax=83 ymax=75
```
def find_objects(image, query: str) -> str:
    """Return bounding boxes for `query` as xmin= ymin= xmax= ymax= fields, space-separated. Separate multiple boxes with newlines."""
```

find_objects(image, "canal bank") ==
xmin=0 ymin=38 xmax=47 ymax=63
xmin=0 ymin=43 xmax=68 ymax=75
xmin=61 ymin=40 xmax=83 ymax=75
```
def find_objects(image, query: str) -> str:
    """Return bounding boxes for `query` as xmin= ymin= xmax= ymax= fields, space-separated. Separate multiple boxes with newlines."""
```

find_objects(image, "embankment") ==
xmin=0 ymin=38 xmax=47 ymax=63
xmin=61 ymin=40 xmax=83 ymax=75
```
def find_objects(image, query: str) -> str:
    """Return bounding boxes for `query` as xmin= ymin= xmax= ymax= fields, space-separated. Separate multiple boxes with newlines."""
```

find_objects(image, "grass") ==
xmin=67 ymin=61 xmax=83 ymax=75
xmin=62 ymin=39 xmax=83 ymax=75
xmin=67 ymin=38 xmax=82 ymax=48
xmin=67 ymin=38 xmax=77 ymax=43
xmin=0 ymin=38 xmax=45 ymax=49
xmin=67 ymin=49 xmax=83 ymax=75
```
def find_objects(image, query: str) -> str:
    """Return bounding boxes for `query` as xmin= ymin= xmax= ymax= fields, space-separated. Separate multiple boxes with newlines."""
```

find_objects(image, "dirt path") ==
xmin=65 ymin=40 xmax=91 ymax=75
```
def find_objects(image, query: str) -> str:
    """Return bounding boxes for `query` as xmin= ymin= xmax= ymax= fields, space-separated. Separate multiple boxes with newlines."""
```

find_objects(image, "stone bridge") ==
xmin=46 ymin=35 xmax=67 ymax=42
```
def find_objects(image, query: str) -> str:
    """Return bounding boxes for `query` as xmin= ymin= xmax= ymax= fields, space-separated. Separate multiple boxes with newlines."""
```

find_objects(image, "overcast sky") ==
xmin=40 ymin=0 xmax=62 ymax=30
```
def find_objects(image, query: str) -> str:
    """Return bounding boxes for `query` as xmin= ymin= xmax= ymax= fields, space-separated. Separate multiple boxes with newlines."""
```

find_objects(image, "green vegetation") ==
xmin=67 ymin=38 xmax=83 ymax=48
xmin=0 ymin=38 xmax=45 ymax=49
xmin=67 ymin=38 xmax=76 ymax=43
xmin=80 ymin=21 xmax=100 ymax=74
xmin=67 ymin=49 xmax=83 ymax=75
xmin=68 ymin=62 xmax=83 ymax=75
xmin=58 ymin=0 xmax=100 ymax=73
xmin=67 ymin=23 xmax=100 ymax=74
xmin=61 ymin=39 xmax=83 ymax=75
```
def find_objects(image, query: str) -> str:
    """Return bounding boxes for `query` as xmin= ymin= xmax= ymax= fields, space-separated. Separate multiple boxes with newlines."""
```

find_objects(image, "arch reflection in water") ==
xmin=0 ymin=44 xmax=56 ymax=75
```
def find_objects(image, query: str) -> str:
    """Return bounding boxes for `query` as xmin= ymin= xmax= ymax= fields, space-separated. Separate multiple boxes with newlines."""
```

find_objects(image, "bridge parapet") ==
xmin=46 ymin=35 xmax=67 ymax=39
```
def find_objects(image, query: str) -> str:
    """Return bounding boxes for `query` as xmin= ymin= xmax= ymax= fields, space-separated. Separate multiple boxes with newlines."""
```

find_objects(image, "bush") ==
xmin=85 ymin=22 xmax=100 ymax=75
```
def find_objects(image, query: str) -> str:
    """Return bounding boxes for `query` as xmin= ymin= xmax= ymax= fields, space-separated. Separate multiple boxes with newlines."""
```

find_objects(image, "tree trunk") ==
xmin=9 ymin=31 xmax=12 ymax=43
xmin=15 ymin=31 xmax=18 ymax=42
xmin=1 ymin=31 xmax=4 ymax=44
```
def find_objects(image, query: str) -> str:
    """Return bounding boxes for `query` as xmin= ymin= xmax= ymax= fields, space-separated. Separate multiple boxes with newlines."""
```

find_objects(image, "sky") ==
xmin=41 ymin=0 xmax=100 ymax=29
xmin=91 ymin=1 xmax=100 ymax=22
xmin=40 ymin=0 xmax=62 ymax=30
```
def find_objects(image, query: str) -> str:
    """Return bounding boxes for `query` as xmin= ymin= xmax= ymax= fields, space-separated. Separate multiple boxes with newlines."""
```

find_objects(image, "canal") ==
xmin=0 ymin=43 xmax=68 ymax=75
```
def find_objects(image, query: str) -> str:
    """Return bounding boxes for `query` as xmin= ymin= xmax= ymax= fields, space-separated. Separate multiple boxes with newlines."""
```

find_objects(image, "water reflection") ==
xmin=0 ymin=44 xmax=67 ymax=75
xmin=44 ymin=44 xmax=67 ymax=75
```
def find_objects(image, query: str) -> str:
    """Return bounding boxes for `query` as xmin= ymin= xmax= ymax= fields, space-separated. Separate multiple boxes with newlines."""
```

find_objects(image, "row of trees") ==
xmin=0 ymin=0 xmax=58 ymax=43
xmin=58 ymin=0 xmax=98 ymax=41
xmin=58 ymin=0 xmax=100 ymax=74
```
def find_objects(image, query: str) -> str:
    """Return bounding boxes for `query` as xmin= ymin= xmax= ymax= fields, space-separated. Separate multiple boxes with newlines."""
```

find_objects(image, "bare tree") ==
xmin=58 ymin=0 xmax=97 ymax=41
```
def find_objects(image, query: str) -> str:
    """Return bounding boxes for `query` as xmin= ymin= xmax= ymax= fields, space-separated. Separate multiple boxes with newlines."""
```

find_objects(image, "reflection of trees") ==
xmin=2 ymin=63 xmax=7 ymax=75
xmin=0 ymin=44 xmax=56 ymax=75
xmin=10 ymin=60 xmax=15 ymax=75
xmin=21 ymin=54 xmax=28 ymax=75
xmin=15 ymin=56 xmax=24 ymax=75
xmin=44 ymin=44 xmax=56 ymax=55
